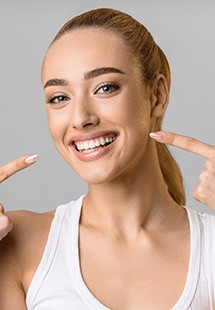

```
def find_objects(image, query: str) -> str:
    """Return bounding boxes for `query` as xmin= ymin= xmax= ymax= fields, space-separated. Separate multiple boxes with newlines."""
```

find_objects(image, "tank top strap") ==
xmin=26 ymin=195 xmax=85 ymax=307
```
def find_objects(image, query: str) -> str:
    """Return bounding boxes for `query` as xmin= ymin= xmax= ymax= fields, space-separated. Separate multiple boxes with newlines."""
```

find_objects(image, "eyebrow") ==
xmin=44 ymin=67 xmax=125 ymax=89
xmin=84 ymin=67 xmax=125 ymax=79
xmin=44 ymin=78 xmax=68 ymax=89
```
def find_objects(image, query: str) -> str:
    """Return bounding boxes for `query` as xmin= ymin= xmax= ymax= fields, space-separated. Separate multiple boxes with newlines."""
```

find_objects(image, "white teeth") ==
xmin=89 ymin=140 xmax=95 ymax=148
xmin=83 ymin=141 xmax=89 ymax=150
xmin=100 ymin=137 xmax=105 ymax=146
xmin=74 ymin=135 xmax=117 ymax=152
xmin=95 ymin=140 xmax=100 ymax=147
xmin=83 ymin=148 xmax=94 ymax=153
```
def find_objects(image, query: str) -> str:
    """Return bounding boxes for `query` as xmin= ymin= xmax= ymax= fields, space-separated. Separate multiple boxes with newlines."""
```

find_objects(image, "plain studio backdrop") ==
xmin=0 ymin=0 xmax=214 ymax=214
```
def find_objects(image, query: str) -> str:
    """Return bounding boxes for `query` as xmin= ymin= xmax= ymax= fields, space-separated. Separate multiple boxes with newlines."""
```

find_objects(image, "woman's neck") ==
xmin=81 ymin=151 xmax=181 ymax=240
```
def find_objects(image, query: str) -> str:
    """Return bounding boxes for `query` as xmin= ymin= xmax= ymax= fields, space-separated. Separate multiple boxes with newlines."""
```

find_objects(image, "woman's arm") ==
xmin=0 ymin=208 xmax=54 ymax=309
xmin=0 ymin=155 xmax=38 ymax=241
xmin=0 ymin=203 xmax=13 ymax=241
xmin=0 ymin=215 xmax=27 ymax=309
xmin=0 ymin=155 xmax=39 ymax=308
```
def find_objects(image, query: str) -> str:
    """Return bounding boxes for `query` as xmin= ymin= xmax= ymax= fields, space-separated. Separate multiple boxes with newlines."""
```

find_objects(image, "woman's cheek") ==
xmin=48 ymin=111 xmax=67 ymax=142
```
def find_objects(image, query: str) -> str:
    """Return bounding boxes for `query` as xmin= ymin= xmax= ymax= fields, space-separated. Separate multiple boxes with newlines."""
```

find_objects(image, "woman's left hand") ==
xmin=150 ymin=131 xmax=215 ymax=210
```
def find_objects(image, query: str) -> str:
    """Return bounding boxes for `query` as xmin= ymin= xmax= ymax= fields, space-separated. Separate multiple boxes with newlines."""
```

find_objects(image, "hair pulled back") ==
xmin=52 ymin=8 xmax=185 ymax=205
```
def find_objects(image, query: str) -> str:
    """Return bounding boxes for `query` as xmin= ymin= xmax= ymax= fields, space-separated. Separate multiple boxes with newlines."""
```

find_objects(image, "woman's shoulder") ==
xmin=0 ymin=209 xmax=54 ymax=256
xmin=4 ymin=209 xmax=55 ymax=256
xmin=1 ymin=194 xmax=84 ymax=252
xmin=0 ymin=194 xmax=83 ymax=258
xmin=0 ymin=210 xmax=55 ymax=276
xmin=8 ymin=208 xmax=55 ymax=229
xmin=6 ymin=209 xmax=54 ymax=241
xmin=0 ymin=209 xmax=55 ymax=302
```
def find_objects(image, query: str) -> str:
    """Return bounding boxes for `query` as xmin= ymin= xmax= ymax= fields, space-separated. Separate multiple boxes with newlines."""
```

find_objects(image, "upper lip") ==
xmin=68 ymin=130 xmax=119 ymax=145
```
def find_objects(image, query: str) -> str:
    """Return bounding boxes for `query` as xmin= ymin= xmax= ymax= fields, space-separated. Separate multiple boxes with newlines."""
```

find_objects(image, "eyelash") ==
xmin=94 ymin=82 xmax=120 ymax=94
xmin=46 ymin=82 xmax=120 ymax=105
xmin=47 ymin=94 xmax=69 ymax=104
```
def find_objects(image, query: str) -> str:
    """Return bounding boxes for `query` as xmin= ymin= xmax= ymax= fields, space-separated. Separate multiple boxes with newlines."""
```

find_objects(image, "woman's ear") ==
xmin=150 ymin=74 xmax=169 ymax=117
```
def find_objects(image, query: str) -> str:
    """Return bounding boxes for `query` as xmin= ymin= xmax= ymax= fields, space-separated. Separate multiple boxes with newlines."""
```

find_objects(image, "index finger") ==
xmin=0 ymin=154 xmax=39 ymax=183
xmin=150 ymin=131 xmax=215 ymax=159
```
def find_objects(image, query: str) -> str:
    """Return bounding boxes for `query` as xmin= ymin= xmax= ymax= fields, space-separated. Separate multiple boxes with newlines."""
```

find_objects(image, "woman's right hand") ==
xmin=0 ymin=154 xmax=38 ymax=241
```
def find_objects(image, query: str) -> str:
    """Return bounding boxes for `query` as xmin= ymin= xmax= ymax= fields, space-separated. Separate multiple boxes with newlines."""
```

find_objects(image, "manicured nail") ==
xmin=149 ymin=132 xmax=165 ymax=141
xmin=24 ymin=155 xmax=39 ymax=164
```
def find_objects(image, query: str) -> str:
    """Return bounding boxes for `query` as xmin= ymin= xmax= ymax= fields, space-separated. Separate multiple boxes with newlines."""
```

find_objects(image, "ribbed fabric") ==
xmin=26 ymin=195 xmax=215 ymax=309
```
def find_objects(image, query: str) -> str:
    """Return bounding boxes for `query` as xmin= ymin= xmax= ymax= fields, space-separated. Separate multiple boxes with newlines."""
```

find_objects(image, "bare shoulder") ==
xmin=0 ymin=209 xmax=55 ymax=304
xmin=7 ymin=209 xmax=55 ymax=240
xmin=1 ymin=209 xmax=55 ymax=256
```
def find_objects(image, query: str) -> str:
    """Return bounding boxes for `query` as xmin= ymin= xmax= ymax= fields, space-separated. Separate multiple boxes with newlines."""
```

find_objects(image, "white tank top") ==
xmin=26 ymin=195 xmax=215 ymax=309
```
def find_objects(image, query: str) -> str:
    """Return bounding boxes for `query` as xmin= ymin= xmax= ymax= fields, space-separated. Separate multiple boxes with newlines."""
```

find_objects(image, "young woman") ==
xmin=0 ymin=8 xmax=215 ymax=310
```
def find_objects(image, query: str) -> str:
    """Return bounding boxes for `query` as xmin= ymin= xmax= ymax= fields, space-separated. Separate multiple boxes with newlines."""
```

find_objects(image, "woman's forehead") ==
xmin=42 ymin=28 xmax=138 ymax=82
xmin=48 ymin=28 xmax=125 ymax=58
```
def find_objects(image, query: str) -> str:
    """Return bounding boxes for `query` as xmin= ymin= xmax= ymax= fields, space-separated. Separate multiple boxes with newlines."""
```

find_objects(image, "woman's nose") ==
xmin=71 ymin=97 xmax=100 ymax=130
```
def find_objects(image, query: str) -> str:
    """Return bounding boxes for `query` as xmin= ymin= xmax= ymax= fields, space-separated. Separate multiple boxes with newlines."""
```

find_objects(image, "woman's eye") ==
xmin=47 ymin=95 xmax=69 ymax=104
xmin=95 ymin=83 xmax=120 ymax=95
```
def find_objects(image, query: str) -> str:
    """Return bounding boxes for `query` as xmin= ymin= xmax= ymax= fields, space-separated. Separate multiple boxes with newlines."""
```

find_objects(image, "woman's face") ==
xmin=42 ymin=28 xmax=153 ymax=184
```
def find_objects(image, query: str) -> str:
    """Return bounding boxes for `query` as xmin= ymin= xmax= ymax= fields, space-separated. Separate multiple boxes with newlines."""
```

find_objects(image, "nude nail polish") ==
xmin=149 ymin=132 xmax=165 ymax=141
xmin=24 ymin=155 xmax=39 ymax=164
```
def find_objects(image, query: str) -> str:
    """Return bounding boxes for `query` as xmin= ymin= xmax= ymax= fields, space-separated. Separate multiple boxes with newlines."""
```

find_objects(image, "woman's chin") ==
xmin=78 ymin=169 xmax=115 ymax=186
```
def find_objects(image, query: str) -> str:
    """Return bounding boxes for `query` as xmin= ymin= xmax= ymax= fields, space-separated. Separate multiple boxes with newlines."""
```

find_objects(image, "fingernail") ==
xmin=24 ymin=155 xmax=39 ymax=164
xmin=149 ymin=132 xmax=165 ymax=141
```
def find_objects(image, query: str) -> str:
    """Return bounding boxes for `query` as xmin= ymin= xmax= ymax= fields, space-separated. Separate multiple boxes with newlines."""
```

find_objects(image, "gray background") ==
xmin=0 ymin=0 xmax=214 ymax=214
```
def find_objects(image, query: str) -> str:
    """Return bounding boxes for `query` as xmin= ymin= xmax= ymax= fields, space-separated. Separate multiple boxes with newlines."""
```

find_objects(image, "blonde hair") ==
xmin=51 ymin=8 xmax=185 ymax=205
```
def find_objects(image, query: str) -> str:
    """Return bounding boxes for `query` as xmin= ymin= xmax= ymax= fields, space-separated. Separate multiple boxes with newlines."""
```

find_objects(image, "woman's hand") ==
xmin=150 ymin=131 xmax=215 ymax=210
xmin=0 ymin=155 xmax=38 ymax=241
xmin=0 ymin=203 xmax=13 ymax=241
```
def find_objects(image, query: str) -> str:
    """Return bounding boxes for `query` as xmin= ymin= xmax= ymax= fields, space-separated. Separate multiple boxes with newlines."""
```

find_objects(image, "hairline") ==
xmin=41 ymin=26 xmax=144 ymax=84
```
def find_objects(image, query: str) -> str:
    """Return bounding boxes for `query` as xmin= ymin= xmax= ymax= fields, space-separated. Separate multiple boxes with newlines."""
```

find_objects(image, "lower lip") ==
xmin=70 ymin=138 xmax=117 ymax=162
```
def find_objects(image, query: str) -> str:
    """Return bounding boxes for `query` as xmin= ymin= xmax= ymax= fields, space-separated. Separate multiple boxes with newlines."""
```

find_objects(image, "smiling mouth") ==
xmin=72 ymin=134 xmax=117 ymax=153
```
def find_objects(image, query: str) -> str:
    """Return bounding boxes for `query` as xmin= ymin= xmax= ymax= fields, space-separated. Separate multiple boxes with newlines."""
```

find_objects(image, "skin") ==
xmin=150 ymin=131 xmax=215 ymax=209
xmin=0 ymin=28 xmax=214 ymax=309
xmin=0 ymin=155 xmax=37 ymax=241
